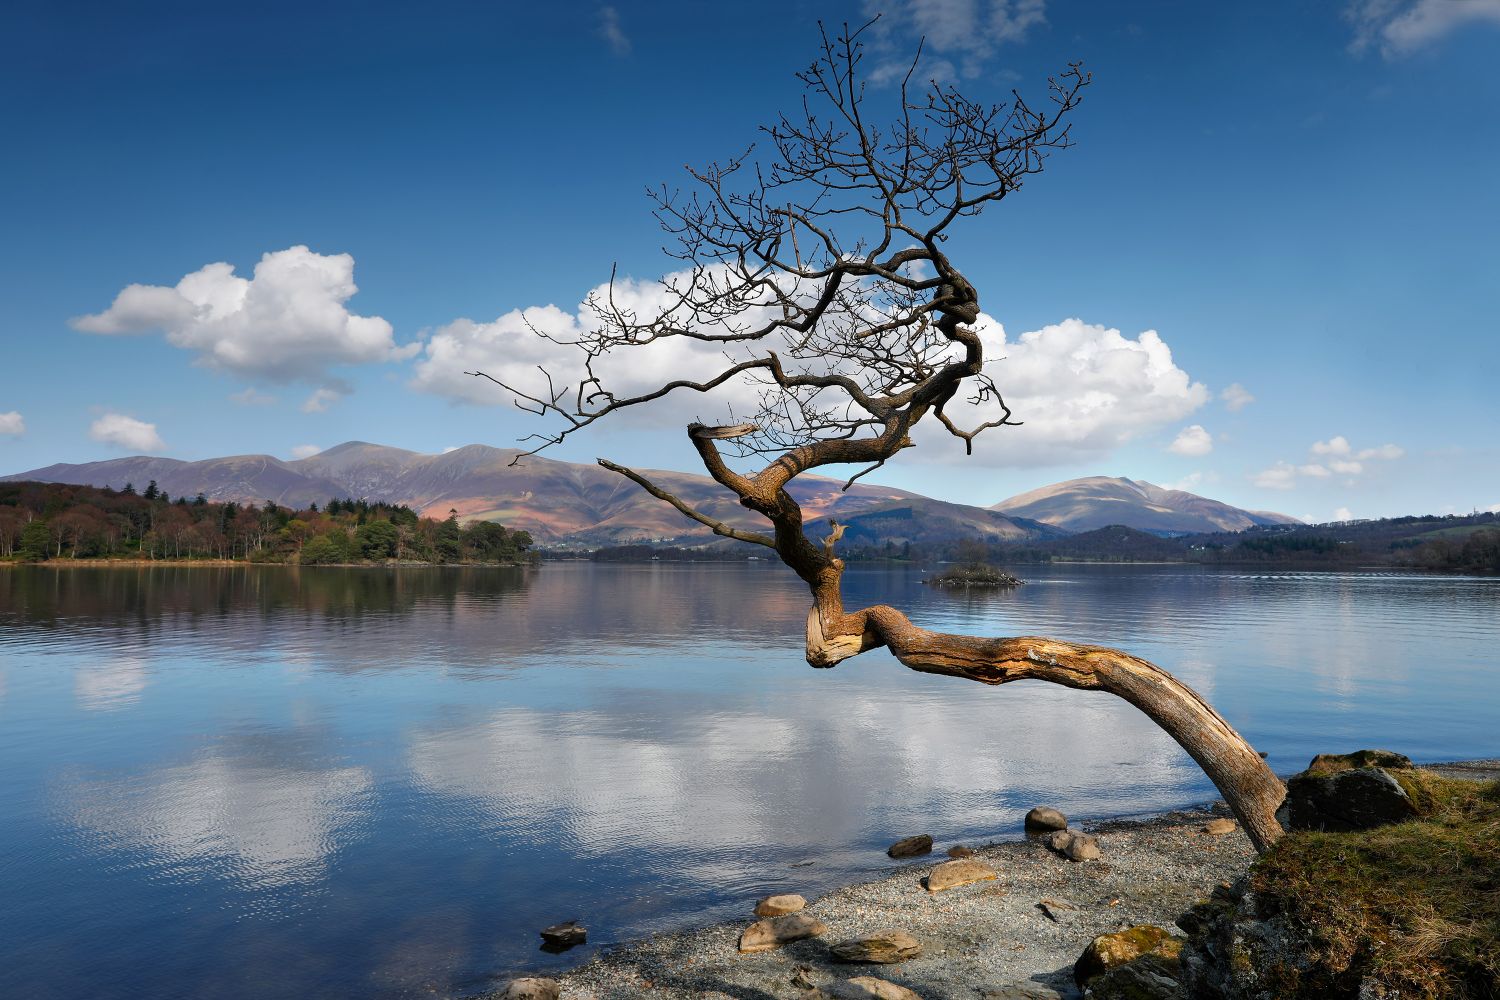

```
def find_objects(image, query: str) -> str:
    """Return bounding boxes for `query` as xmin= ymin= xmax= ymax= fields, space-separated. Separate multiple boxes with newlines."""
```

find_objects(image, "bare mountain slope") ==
xmin=992 ymin=476 xmax=1300 ymax=535
xmin=3 ymin=441 xmax=1047 ymax=544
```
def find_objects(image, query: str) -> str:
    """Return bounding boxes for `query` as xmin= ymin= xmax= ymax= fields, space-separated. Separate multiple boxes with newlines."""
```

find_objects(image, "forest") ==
xmin=0 ymin=480 xmax=534 ymax=565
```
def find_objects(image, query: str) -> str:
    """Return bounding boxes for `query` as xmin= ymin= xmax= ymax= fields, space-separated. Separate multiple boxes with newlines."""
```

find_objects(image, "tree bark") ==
xmin=806 ymin=600 xmax=1286 ymax=851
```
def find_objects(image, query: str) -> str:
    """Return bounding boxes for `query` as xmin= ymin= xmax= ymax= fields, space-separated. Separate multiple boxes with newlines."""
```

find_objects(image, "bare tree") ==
xmin=471 ymin=23 xmax=1286 ymax=850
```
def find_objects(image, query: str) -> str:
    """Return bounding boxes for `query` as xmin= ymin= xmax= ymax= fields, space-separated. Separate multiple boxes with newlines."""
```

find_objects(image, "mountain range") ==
xmin=3 ymin=442 xmax=1299 ymax=544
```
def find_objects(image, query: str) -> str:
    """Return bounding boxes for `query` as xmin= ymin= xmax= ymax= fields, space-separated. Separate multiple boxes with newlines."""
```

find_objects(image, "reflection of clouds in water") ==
xmin=63 ymin=738 xmax=372 ymax=889
xmin=407 ymin=674 xmax=1195 ymax=873
xmin=74 ymin=657 xmax=147 ymax=711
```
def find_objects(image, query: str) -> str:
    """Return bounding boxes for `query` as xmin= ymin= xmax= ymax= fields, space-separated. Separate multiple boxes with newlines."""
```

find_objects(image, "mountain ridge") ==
xmin=993 ymin=475 xmax=1302 ymax=534
xmin=3 ymin=447 xmax=1298 ymax=543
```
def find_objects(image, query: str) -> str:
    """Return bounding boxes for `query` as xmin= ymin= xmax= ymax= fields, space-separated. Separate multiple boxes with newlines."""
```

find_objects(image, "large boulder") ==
xmin=1284 ymin=750 xmax=1418 ymax=832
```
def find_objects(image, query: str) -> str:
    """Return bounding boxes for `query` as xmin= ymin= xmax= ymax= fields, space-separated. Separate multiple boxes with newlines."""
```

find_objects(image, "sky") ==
xmin=1 ymin=0 xmax=1497 ymax=522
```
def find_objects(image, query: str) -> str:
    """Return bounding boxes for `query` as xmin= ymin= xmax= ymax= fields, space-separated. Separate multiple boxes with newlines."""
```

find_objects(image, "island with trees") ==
xmin=0 ymin=480 xmax=534 ymax=565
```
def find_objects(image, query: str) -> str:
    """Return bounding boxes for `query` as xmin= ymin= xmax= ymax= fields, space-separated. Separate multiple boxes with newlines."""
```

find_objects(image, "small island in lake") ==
xmin=922 ymin=562 xmax=1024 ymax=588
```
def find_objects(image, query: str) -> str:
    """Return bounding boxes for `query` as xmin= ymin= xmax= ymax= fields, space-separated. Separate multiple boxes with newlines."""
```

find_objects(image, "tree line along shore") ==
xmin=0 ymin=480 xmax=534 ymax=565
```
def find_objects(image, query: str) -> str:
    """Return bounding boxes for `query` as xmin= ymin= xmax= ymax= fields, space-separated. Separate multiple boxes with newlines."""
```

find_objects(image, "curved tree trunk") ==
xmin=806 ymin=600 xmax=1287 ymax=851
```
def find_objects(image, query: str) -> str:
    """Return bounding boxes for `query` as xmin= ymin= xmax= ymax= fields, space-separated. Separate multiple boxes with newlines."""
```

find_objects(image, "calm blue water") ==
xmin=0 ymin=563 xmax=1496 ymax=999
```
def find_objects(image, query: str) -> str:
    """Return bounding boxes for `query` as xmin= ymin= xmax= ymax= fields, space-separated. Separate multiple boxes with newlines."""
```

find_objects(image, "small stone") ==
xmin=754 ymin=893 xmax=807 ymax=917
xmin=886 ymin=834 xmax=933 ymax=858
xmin=947 ymin=845 xmax=975 ymax=858
xmin=501 ymin=978 xmax=561 ymax=1000
xmin=818 ymin=977 xmax=923 ymax=1000
xmin=830 ymin=930 xmax=923 ymax=964
xmin=1024 ymin=806 xmax=1069 ymax=832
xmin=538 ymin=921 xmax=586 ymax=951
xmin=1045 ymin=829 xmax=1074 ymax=852
xmin=925 ymin=857 xmax=997 ymax=892
xmin=1064 ymin=833 xmax=1101 ymax=862
xmin=1203 ymin=818 xmax=1237 ymax=836
xmin=738 ymin=912 xmax=828 ymax=952
xmin=1074 ymin=925 xmax=1183 ymax=986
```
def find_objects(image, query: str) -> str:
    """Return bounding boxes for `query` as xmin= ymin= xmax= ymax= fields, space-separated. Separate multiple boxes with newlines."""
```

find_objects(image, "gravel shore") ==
xmin=531 ymin=805 xmax=1254 ymax=1000
xmin=503 ymin=761 xmax=1500 ymax=1000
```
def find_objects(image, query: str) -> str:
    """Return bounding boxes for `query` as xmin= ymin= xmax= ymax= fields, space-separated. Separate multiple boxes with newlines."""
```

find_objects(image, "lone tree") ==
xmin=472 ymin=24 xmax=1287 ymax=850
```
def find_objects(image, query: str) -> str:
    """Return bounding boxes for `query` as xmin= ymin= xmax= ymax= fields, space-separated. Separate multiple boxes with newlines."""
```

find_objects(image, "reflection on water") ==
xmin=0 ymin=563 xmax=1497 ymax=999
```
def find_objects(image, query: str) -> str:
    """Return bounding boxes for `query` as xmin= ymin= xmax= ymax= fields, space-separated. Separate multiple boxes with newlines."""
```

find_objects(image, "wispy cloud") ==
xmin=862 ymin=0 xmax=1047 ymax=83
xmin=1220 ymin=383 xmax=1254 ymax=412
xmin=597 ymin=5 xmax=631 ymax=56
xmin=290 ymin=444 xmax=322 ymax=460
xmin=1346 ymin=0 xmax=1500 ymax=58
xmin=229 ymin=387 xmax=277 ymax=406
xmin=1254 ymin=435 xmax=1403 ymax=490
xmin=301 ymin=388 xmax=341 ymax=413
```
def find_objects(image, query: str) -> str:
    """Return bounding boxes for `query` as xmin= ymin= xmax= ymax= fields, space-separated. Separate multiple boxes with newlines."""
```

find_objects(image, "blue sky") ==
xmin=2 ymin=0 xmax=1497 ymax=521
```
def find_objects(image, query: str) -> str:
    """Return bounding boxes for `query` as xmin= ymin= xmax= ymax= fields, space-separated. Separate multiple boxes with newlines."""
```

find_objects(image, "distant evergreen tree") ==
xmin=18 ymin=519 xmax=51 ymax=561
xmin=122 ymin=482 xmax=136 ymax=495
xmin=143 ymin=480 xmax=159 ymax=500
xmin=194 ymin=493 xmax=207 ymax=506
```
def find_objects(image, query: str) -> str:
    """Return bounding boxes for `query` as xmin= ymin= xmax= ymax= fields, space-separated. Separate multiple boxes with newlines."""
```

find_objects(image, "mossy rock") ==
xmin=1075 ymin=925 xmax=1183 ymax=986
xmin=1304 ymin=750 xmax=1413 ymax=777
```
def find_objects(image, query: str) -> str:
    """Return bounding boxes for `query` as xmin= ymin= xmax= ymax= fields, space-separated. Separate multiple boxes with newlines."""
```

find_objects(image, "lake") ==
xmin=1 ymin=563 xmax=1496 ymax=999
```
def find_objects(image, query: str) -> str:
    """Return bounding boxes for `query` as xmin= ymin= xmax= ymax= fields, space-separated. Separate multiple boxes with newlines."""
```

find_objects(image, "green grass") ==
xmin=1251 ymin=771 xmax=1500 ymax=998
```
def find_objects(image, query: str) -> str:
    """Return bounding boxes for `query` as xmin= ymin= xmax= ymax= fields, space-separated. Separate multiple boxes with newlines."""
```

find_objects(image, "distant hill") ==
xmin=2 ymin=441 xmax=1046 ymax=545
xmin=992 ymin=476 xmax=1300 ymax=535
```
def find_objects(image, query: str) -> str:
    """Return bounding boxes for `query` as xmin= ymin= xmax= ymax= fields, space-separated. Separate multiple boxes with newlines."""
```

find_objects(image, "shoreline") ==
xmin=508 ymin=760 xmax=1500 ymax=1000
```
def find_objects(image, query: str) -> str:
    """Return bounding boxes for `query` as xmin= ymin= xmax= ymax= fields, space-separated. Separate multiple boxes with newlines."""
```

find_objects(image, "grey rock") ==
xmin=538 ymin=921 xmax=585 ymax=951
xmin=1065 ymin=833 xmax=1101 ymax=862
xmin=1083 ymin=957 xmax=1187 ymax=1000
xmin=1043 ymin=829 xmax=1100 ymax=861
xmin=1024 ymin=806 xmax=1069 ymax=832
xmin=887 ymin=834 xmax=934 ymax=858
xmin=500 ymin=978 xmax=561 ymax=1000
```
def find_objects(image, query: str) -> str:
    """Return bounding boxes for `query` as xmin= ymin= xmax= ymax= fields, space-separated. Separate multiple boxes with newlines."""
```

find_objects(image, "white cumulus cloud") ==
xmin=1220 ymin=383 xmax=1254 ymax=412
xmin=71 ymin=246 xmax=416 ymax=388
xmin=1358 ymin=443 xmax=1404 ymax=460
xmin=1347 ymin=0 xmax=1500 ymax=58
xmin=0 ymin=411 xmax=24 ymax=437
xmin=90 ymin=413 xmax=166 ymax=453
xmin=1333 ymin=506 xmax=1356 ymax=521
xmin=290 ymin=445 xmax=322 ymax=460
xmin=1168 ymin=424 xmax=1213 ymax=456
xmin=413 ymin=278 xmax=1209 ymax=469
